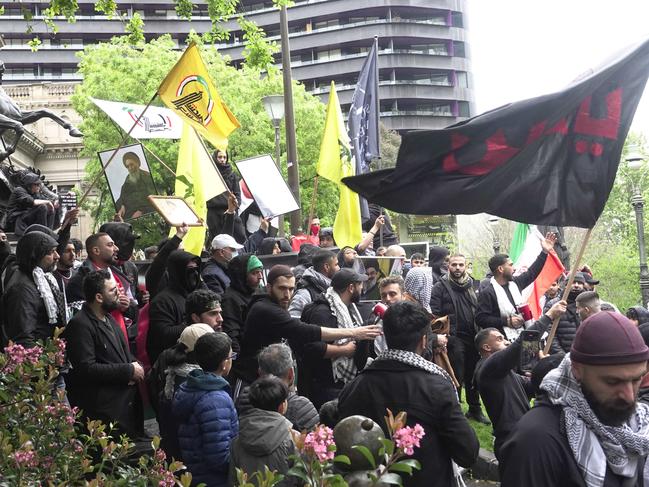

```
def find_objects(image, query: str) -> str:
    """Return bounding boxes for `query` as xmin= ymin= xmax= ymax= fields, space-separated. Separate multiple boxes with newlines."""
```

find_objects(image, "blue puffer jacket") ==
xmin=173 ymin=369 xmax=239 ymax=487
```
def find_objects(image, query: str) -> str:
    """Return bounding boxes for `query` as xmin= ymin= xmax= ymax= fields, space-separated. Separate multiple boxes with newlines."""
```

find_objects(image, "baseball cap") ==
xmin=570 ymin=311 xmax=649 ymax=365
xmin=210 ymin=234 xmax=244 ymax=251
xmin=331 ymin=268 xmax=368 ymax=289
xmin=178 ymin=323 xmax=215 ymax=352
xmin=573 ymin=272 xmax=586 ymax=283
xmin=585 ymin=274 xmax=600 ymax=285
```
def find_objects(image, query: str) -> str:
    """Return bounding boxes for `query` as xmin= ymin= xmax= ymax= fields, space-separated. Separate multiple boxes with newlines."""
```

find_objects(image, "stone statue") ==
xmin=0 ymin=60 xmax=83 ymax=161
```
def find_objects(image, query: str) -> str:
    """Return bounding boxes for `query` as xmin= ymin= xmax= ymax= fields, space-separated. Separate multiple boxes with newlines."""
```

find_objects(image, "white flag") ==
xmin=91 ymin=97 xmax=183 ymax=139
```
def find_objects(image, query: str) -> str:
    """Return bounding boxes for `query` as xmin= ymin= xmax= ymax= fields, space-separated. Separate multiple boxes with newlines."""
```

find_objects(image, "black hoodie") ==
xmin=428 ymin=246 xmax=449 ymax=284
xmin=147 ymin=250 xmax=202 ymax=363
xmin=220 ymin=254 xmax=258 ymax=353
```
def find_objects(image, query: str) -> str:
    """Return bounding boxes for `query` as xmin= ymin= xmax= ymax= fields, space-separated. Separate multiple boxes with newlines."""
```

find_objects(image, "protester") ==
xmin=475 ymin=232 xmax=556 ymax=340
xmin=234 ymin=265 xmax=382 ymax=386
xmin=545 ymin=272 xmax=586 ymax=352
xmin=362 ymin=203 xmax=398 ymax=248
xmin=69 ymin=237 xmax=83 ymax=268
xmin=145 ymin=224 xmax=188 ymax=299
xmin=410 ymin=252 xmax=425 ymax=268
xmin=474 ymin=300 xmax=566 ymax=463
xmin=206 ymin=149 xmax=243 ymax=242
xmin=292 ymin=243 xmax=318 ymax=281
xmin=147 ymin=249 xmax=202 ymax=363
xmin=337 ymin=246 xmax=358 ymax=269
xmin=1 ymin=231 xmax=63 ymax=346
xmin=64 ymin=269 xmax=145 ymax=439
xmin=539 ymin=279 xmax=560 ymax=311
xmin=229 ymin=376 xmax=296 ymax=485
xmin=430 ymin=254 xmax=488 ymax=424
xmin=173 ymin=332 xmax=238 ymax=487
xmin=575 ymin=290 xmax=601 ymax=321
xmin=52 ymin=239 xmax=77 ymax=292
xmin=236 ymin=343 xmax=319 ymax=431
xmin=374 ymin=275 xmax=406 ymax=354
xmin=220 ymin=254 xmax=264 ymax=353
xmin=338 ymin=301 xmax=480 ymax=487
xmin=501 ymin=312 xmax=649 ymax=486
xmin=300 ymin=268 xmax=369 ymax=408
xmin=319 ymin=227 xmax=335 ymax=248
xmin=627 ymin=305 xmax=649 ymax=326
xmin=355 ymin=215 xmax=384 ymax=256
xmin=288 ymin=249 xmax=338 ymax=318
xmin=185 ymin=289 xmax=224 ymax=331
xmin=428 ymin=245 xmax=449 ymax=285
xmin=5 ymin=172 xmax=55 ymax=236
xmin=203 ymin=234 xmax=243 ymax=295
xmin=150 ymin=322 xmax=215 ymax=460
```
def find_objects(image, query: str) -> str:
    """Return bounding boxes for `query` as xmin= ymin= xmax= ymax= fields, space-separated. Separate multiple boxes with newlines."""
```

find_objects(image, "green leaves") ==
xmin=351 ymin=444 xmax=376 ymax=469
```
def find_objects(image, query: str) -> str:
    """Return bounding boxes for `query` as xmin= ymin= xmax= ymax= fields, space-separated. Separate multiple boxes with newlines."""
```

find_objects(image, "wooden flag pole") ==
xmin=307 ymin=175 xmax=319 ymax=233
xmin=543 ymin=227 xmax=594 ymax=354
xmin=78 ymin=92 xmax=158 ymax=206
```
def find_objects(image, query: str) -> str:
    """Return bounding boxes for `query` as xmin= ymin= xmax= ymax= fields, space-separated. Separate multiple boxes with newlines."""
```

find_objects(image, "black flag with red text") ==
xmin=342 ymin=38 xmax=649 ymax=228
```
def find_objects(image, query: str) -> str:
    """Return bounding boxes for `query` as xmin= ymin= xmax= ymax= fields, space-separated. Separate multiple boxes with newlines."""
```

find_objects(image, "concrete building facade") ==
xmin=0 ymin=0 xmax=473 ymax=132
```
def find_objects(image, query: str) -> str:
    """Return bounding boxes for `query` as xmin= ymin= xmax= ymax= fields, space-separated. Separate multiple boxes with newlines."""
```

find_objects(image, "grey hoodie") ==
xmin=229 ymin=408 xmax=296 ymax=486
xmin=288 ymin=266 xmax=331 ymax=318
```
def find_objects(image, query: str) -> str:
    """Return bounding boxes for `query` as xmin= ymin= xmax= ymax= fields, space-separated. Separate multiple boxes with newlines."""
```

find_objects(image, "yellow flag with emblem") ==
xmin=173 ymin=123 xmax=229 ymax=255
xmin=316 ymin=82 xmax=362 ymax=249
xmin=158 ymin=43 xmax=240 ymax=150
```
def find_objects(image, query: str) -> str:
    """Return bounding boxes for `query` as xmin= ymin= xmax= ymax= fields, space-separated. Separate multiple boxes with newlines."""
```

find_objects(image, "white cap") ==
xmin=210 ymin=234 xmax=244 ymax=251
xmin=178 ymin=323 xmax=215 ymax=352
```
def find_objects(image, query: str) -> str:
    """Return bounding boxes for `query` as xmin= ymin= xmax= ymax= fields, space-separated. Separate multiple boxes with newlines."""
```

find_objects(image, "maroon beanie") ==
xmin=570 ymin=311 xmax=649 ymax=365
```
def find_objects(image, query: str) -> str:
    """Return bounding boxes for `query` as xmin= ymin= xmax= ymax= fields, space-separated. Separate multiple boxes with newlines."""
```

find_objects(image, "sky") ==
xmin=467 ymin=1 xmax=649 ymax=139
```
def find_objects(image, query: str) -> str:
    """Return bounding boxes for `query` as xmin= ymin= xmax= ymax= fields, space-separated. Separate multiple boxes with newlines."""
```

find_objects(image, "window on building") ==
xmin=316 ymin=49 xmax=341 ymax=61
xmin=451 ymin=11 xmax=464 ymax=28
xmin=453 ymin=41 xmax=466 ymax=58
xmin=458 ymin=101 xmax=470 ymax=117
xmin=314 ymin=19 xmax=339 ymax=29
xmin=456 ymin=72 xmax=469 ymax=88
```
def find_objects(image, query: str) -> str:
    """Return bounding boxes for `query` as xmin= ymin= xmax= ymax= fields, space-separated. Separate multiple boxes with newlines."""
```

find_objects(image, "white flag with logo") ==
xmin=91 ymin=97 xmax=183 ymax=139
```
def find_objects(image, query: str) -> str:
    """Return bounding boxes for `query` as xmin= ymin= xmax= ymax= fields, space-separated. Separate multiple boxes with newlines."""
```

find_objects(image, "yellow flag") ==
xmin=173 ymin=123 xmax=229 ymax=255
xmin=316 ymin=82 xmax=362 ymax=249
xmin=158 ymin=43 xmax=240 ymax=150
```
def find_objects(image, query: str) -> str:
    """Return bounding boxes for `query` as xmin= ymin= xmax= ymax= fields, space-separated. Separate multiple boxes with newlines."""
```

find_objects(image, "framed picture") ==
xmin=147 ymin=195 xmax=204 ymax=227
xmin=235 ymin=154 xmax=300 ymax=219
xmin=98 ymin=143 xmax=158 ymax=220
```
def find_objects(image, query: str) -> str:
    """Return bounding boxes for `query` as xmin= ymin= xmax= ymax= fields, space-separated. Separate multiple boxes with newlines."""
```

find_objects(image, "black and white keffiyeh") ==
xmin=325 ymin=287 xmax=363 ymax=384
xmin=375 ymin=349 xmax=456 ymax=391
xmin=32 ymin=267 xmax=62 ymax=324
xmin=541 ymin=354 xmax=649 ymax=487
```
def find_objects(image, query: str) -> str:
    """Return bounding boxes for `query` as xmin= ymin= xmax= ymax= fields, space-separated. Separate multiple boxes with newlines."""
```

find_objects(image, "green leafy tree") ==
xmin=72 ymin=35 xmax=331 ymax=247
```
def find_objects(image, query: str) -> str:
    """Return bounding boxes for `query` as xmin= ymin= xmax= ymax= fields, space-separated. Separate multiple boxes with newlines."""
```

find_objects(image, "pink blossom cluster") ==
xmin=393 ymin=424 xmax=425 ymax=456
xmin=12 ymin=449 xmax=38 ymax=468
xmin=53 ymin=338 xmax=66 ymax=366
xmin=45 ymin=402 xmax=78 ymax=425
xmin=303 ymin=425 xmax=336 ymax=462
xmin=3 ymin=343 xmax=42 ymax=371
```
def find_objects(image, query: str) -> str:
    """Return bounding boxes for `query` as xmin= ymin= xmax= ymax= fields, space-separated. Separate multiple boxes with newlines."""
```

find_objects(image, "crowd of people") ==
xmin=3 ymin=159 xmax=649 ymax=487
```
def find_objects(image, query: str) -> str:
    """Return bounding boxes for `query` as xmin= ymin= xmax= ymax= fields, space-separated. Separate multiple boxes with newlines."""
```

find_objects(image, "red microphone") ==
xmin=370 ymin=302 xmax=388 ymax=325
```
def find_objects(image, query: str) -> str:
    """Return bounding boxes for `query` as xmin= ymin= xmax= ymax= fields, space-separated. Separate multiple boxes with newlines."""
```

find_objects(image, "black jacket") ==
xmin=338 ymin=358 xmax=479 ymax=487
xmin=145 ymin=234 xmax=182 ymax=299
xmin=235 ymin=294 xmax=322 ymax=384
xmin=475 ymin=252 xmax=548 ymax=335
xmin=147 ymin=250 xmax=202 ymax=363
xmin=545 ymin=290 xmax=582 ymax=353
xmin=63 ymin=304 xmax=142 ymax=438
xmin=475 ymin=314 xmax=552 ymax=455
xmin=1 ymin=269 xmax=57 ymax=347
xmin=430 ymin=275 xmax=478 ymax=338
xmin=220 ymin=255 xmax=257 ymax=353
xmin=236 ymin=388 xmax=319 ymax=432
xmin=206 ymin=162 xmax=245 ymax=242
xmin=202 ymin=257 xmax=230 ymax=295
xmin=501 ymin=398 xmax=645 ymax=487
xmin=428 ymin=246 xmax=450 ymax=285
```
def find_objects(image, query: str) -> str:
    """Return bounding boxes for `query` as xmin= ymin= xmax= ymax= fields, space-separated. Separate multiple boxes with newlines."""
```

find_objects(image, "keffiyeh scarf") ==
xmin=326 ymin=287 xmax=363 ymax=384
xmin=541 ymin=354 xmax=649 ymax=487
xmin=490 ymin=276 xmax=524 ymax=341
xmin=33 ymin=267 xmax=62 ymax=324
xmin=404 ymin=267 xmax=433 ymax=312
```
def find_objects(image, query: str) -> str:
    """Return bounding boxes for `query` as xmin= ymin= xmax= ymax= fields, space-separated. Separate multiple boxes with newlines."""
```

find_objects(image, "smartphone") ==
xmin=519 ymin=330 xmax=541 ymax=373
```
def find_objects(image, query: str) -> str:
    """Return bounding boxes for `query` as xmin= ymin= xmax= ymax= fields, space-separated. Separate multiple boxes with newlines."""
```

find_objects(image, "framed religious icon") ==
xmin=147 ymin=195 xmax=204 ymax=227
xmin=98 ymin=143 xmax=158 ymax=220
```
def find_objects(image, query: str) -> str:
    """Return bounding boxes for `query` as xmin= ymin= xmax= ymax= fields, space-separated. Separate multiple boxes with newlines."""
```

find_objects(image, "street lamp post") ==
xmin=488 ymin=216 xmax=501 ymax=254
xmin=262 ymin=95 xmax=285 ymax=237
xmin=627 ymin=152 xmax=649 ymax=308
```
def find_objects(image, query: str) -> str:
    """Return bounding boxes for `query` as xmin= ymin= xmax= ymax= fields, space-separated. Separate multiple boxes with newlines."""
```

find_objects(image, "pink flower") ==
xmin=12 ymin=449 xmax=38 ymax=468
xmin=54 ymin=338 xmax=66 ymax=366
xmin=25 ymin=345 xmax=43 ymax=365
xmin=394 ymin=424 xmax=426 ymax=456
xmin=303 ymin=425 xmax=335 ymax=462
